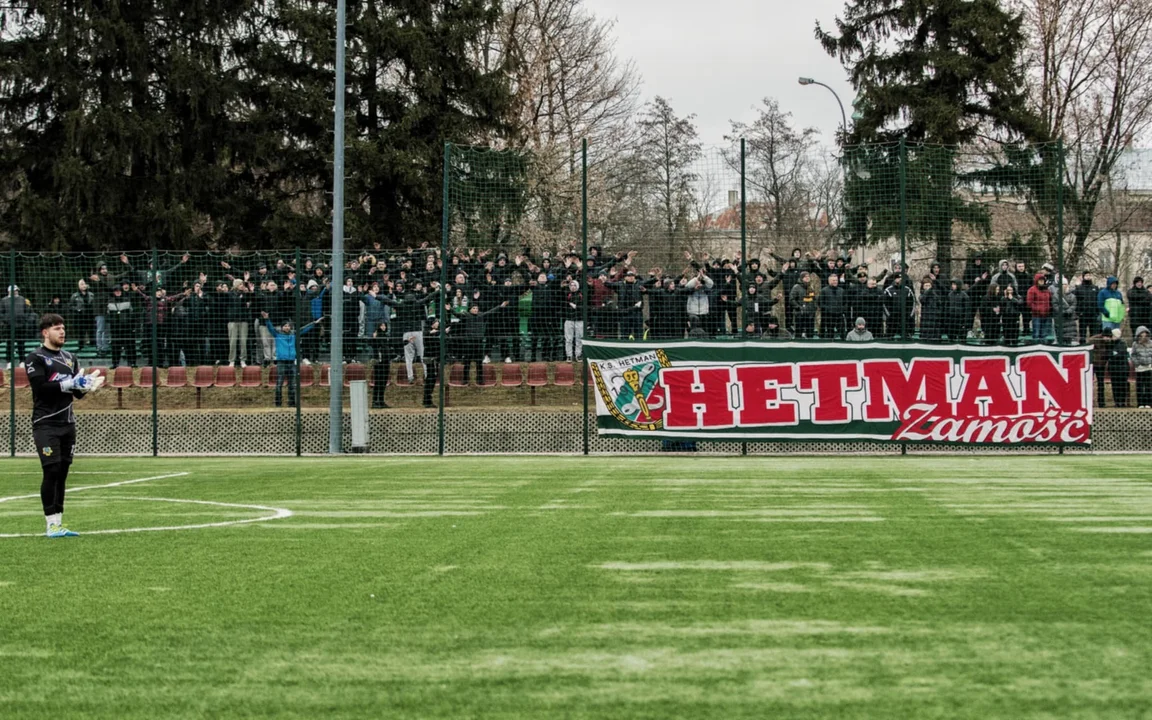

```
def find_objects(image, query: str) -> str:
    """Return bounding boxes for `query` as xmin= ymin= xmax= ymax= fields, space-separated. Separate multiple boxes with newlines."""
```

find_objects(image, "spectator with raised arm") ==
xmin=262 ymin=310 xmax=322 ymax=407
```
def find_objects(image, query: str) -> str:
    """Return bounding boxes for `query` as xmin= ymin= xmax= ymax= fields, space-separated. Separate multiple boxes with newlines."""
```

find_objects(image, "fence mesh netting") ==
xmin=2 ymin=141 xmax=1151 ymax=455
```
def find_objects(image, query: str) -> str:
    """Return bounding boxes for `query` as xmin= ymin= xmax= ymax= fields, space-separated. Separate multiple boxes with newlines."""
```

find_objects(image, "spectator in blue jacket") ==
xmin=261 ymin=310 xmax=323 ymax=407
xmin=1098 ymin=276 xmax=1125 ymax=331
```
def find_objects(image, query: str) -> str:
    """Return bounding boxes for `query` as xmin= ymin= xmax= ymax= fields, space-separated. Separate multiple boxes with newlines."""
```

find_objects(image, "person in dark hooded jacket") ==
xmin=1128 ymin=276 xmax=1150 ymax=333
xmin=1106 ymin=328 xmax=1131 ymax=407
xmin=1001 ymin=284 xmax=1023 ymax=344
xmin=527 ymin=274 xmax=561 ymax=361
xmin=607 ymin=270 xmax=646 ymax=340
xmin=855 ymin=277 xmax=885 ymax=340
xmin=918 ymin=278 xmax=943 ymax=342
xmin=944 ymin=279 xmax=971 ymax=342
xmin=1074 ymin=272 xmax=1101 ymax=342
xmin=649 ymin=277 xmax=686 ymax=340
xmin=741 ymin=283 xmax=777 ymax=336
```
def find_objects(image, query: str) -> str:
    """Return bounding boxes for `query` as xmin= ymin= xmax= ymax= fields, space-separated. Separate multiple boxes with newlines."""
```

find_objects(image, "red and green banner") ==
xmin=585 ymin=340 xmax=1093 ymax=445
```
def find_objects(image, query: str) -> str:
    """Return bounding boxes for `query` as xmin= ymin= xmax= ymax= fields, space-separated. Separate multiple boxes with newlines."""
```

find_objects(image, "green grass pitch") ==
xmin=2 ymin=455 xmax=1151 ymax=718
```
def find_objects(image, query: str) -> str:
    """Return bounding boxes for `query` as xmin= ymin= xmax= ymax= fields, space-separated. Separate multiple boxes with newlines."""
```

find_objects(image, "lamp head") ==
xmin=798 ymin=77 xmax=815 ymax=85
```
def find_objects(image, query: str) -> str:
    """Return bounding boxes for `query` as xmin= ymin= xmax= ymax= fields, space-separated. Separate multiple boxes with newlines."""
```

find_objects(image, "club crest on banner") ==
xmin=590 ymin=350 xmax=671 ymax=431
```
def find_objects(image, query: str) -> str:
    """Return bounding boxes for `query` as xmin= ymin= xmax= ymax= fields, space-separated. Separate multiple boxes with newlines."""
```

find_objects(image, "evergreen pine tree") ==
xmin=818 ymin=0 xmax=1041 ymax=277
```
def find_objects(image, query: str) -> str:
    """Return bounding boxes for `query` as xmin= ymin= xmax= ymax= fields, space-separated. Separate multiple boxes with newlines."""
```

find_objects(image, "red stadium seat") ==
xmin=190 ymin=366 xmax=215 ymax=409
xmin=477 ymin=364 xmax=496 ymax=387
xmin=239 ymin=365 xmax=263 ymax=388
xmin=111 ymin=366 xmax=134 ymax=388
xmin=318 ymin=364 xmax=330 ymax=387
xmin=215 ymin=366 xmax=237 ymax=389
xmin=298 ymin=364 xmax=315 ymax=388
xmin=266 ymin=365 xmax=277 ymax=388
xmin=526 ymin=362 xmax=548 ymax=406
xmin=138 ymin=366 xmax=157 ymax=388
xmin=446 ymin=363 xmax=466 ymax=387
xmin=500 ymin=363 xmax=522 ymax=387
xmin=191 ymin=366 xmax=215 ymax=388
xmin=0 ymin=367 xmax=5 ymax=388
xmin=112 ymin=366 xmax=134 ymax=409
xmin=343 ymin=363 xmax=367 ymax=387
xmin=14 ymin=366 xmax=28 ymax=389
xmin=164 ymin=366 xmax=187 ymax=388
xmin=554 ymin=362 xmax=575 ymax=387
xmin=526 ymin=362 xmax=548 ymax=387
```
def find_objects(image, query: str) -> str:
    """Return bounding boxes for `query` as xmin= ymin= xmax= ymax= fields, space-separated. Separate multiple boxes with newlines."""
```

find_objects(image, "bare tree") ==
xmin=634 ymin=97 xmax=703 ymax=265
xmin=1013 ymin=0 xmax=1152 ymax=271
xmin=472 ymin=0 xmax=640 ymax=250
xmin=726 ymin=98 xmax=823 ymax=254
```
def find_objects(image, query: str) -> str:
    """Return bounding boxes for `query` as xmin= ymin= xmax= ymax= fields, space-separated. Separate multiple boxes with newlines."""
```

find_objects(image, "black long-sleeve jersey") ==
xmin=24 ymin=346 xmax=84 ymax=427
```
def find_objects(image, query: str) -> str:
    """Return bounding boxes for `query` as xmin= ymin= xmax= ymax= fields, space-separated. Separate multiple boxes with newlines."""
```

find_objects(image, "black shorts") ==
xmin=33 ymin=425 xmax=76 ymax=467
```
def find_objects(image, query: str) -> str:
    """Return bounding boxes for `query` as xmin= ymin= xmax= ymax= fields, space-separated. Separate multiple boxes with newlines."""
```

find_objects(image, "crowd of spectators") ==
xmin=2 ymin=244 xmax=1150 ymax=406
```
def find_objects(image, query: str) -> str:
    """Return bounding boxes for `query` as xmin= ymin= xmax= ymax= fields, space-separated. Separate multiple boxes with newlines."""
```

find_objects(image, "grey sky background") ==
xmin=581 ymin=0 xmax=857 ymax=150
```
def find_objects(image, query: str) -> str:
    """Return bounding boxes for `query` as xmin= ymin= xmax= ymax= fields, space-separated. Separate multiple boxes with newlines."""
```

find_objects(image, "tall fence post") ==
xmin=8 ymin=249 xmax=15 ymax=457
xmin=582 ymin=139 xmax=590 ymax=456
xmin=438 ymin=142 xmax=450 ymax=456
xmin=295 ymin=247 xmax=303 ymax=457
xmin=899 ymin=139 xmax=909 ymax=456
xmin=151 ymin=248 xmax=159 ymax=457
xmin=740 ymin=137 xmax=748 ymax=457
xmin=328 ymin=0 xmax=347 ymax=454
xmin=899 ymin=138 xmax=908 ymax=341
xmin=1055 ymin=139 xmax=1066 ymax=346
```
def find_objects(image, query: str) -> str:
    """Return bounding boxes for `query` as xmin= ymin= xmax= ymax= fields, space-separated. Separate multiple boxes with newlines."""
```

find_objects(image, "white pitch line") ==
xmin=0 ymin=472 xmax=293 ymax=538
xmin=2 ymin=471 xmax=126 ymax=475
xmin=0 ymin=472 xmax=191 ymax=504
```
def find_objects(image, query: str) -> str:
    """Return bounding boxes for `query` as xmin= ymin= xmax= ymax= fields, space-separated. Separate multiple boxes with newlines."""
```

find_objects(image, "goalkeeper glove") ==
xmin=59 ymin=371 xmax=80 ymax=393
xmin=81 ymin=369 xmax=105 ymax=394
xmin=62 ymin=369 xmax=104 ymax=394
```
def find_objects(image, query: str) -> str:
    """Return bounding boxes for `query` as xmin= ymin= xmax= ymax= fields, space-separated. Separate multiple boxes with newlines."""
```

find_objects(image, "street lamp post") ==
xmin=799 ymin=76 xmax=850 ymax=256
xmin=798 ymin=77 xmax=847 ymax=137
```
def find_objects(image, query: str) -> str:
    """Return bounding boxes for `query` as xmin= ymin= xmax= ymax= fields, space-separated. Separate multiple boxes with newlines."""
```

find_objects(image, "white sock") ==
xmin=46 ymin=513 xmax=62 ymax=529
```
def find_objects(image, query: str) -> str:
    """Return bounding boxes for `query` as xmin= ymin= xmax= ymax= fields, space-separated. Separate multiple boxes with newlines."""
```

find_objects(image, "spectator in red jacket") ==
xmin=1026 ymin=273 xmax=1053 ymax=341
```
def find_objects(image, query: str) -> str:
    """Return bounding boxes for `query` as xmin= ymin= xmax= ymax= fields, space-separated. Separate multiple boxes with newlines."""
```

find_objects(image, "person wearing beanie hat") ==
xmin=1128 ymin=276 xmax=1150 ymax=333
xmin=845 ymin=316 xmax=873 ymax=342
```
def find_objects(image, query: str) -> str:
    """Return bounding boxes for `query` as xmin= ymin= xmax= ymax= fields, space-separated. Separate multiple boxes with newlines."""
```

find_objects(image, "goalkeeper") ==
xmin=25 ymin=313 xmax=105 ymax=537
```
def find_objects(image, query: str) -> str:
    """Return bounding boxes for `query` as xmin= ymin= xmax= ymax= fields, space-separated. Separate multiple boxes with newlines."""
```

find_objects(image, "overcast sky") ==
xmin=581 ymin=0 xmax=857 ymax=150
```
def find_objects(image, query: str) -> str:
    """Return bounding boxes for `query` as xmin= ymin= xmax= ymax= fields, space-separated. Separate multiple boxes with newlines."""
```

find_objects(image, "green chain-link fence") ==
xmin=2 ymin=140 xmax=1150 ymax=455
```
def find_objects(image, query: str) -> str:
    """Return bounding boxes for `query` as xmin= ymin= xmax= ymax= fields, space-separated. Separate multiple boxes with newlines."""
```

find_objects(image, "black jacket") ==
xmin=817 ymin=283 xmax=846 ymax=319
